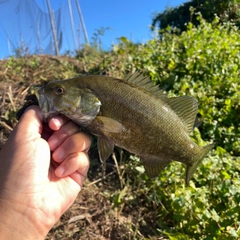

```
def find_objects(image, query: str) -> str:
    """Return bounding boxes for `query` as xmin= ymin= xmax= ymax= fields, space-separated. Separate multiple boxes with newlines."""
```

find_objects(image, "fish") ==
xmin=34 ymin=72 xmax=214 ymax=183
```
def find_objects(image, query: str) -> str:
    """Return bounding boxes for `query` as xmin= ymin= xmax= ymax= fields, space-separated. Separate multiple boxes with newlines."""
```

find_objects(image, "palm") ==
xmin=0 ymin=107 xmax=89 ymax=234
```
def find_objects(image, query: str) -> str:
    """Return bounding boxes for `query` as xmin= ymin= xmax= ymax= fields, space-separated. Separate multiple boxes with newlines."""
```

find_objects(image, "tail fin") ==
xmin=186 ymin=143 xmax=214 ymax=184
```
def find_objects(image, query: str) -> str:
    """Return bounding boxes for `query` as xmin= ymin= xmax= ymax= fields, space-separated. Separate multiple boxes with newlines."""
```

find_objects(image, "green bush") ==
xmin=116 ymin=151 xmax=239 ymax=239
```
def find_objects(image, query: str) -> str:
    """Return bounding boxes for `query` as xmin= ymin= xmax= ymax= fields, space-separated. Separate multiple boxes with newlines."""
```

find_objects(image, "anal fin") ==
xmin=141 ymin=155 xmax=170 ymax=178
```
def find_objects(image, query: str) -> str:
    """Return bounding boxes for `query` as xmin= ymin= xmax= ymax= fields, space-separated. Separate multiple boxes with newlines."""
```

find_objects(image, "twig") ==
xmin=20 ymin=85 xmax=31 ymax=96
xmin=0 ymin=121 xmax=13 ymax=131
xmin=7 ymin=85 xmax=16 ymax=112
xmin=0 ymin=88 xmax=6 ymax=108
xmin=3 ymin=67 xmax=8 ymax=75
xmin=112 ymin=152 xmax=124 ymax=188
xmin=87 ymin=170 xmax=116 ymax=187
xmin=68 ymin=213 xmax=91 ymax=224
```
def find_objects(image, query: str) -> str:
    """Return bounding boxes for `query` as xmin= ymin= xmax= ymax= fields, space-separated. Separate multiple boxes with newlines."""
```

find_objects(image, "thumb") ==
xmin=3 ymin=106 xmax=44 ymax=152
xmin=13 ymin=106 xmax=51 ymax=178
xmin=0 ymin=106 xmax=50 ymax=191
xmin=17 ymin=106 xmax=52 ymax=178
xmin=16 ymin=106 xmax=44 ymax=140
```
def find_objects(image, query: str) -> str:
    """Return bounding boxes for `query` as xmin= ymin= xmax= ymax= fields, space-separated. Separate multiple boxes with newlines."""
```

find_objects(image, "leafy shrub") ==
xmin=118 ymin=152 xmax=240 ymax=239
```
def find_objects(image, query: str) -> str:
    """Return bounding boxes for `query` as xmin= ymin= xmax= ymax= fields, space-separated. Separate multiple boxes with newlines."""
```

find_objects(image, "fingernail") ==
xmin=54 ymin=148 xmax=65 ymax=162
xmin=54 ymin=119 xmax=62 ymax=129
xmin=56 ymin=166 xmax=65 ymax=177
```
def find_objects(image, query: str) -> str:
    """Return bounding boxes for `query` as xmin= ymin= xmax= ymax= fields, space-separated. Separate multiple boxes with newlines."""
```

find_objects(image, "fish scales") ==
xmin=75 ymin=76 xmax=195 ymax=157
xmin=35 ymin=73 xmax=214 ymax=183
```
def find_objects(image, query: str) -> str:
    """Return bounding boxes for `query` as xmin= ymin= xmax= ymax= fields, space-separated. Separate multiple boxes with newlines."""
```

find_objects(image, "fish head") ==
xmin=34 ymin=80 xmax=101 ymax=126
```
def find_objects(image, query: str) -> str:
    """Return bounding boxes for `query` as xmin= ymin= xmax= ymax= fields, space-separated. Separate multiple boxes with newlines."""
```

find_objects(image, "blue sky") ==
xmin=0 ymin=0 xmax=185 ymax=58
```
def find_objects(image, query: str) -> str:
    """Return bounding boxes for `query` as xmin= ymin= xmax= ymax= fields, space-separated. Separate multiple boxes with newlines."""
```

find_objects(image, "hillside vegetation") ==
xmin=0 ymin=16 xmax=239 ymax=239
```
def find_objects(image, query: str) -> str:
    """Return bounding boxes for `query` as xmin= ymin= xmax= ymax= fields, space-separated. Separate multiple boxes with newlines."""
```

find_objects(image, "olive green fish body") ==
xmin=36 ymin=73 xmax=213 ymax=183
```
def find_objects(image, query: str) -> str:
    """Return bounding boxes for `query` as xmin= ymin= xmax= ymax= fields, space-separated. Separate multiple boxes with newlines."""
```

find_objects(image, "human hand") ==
xmin=0 ymin=106 xmax=91 ymax=239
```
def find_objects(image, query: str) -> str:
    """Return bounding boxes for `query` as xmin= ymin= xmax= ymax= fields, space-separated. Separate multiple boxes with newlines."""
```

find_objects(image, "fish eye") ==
xmin=55 ymin=86 xmax=65 ymax=95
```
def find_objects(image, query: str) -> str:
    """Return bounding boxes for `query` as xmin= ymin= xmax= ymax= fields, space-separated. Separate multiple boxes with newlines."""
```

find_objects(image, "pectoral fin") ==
xmin=141 ymin=156 xmax=170 ymax=178
xmin=98 ymin=137 xmax=114 ymax=163
xmin=95 ymin=116 xmax=124 ymax=133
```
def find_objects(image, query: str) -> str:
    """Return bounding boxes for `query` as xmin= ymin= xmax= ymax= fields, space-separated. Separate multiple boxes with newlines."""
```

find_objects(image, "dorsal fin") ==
xmin=125 ymin=72 xmax=198 ymax=133
xmin=125 ymin=72 xmax=167 ymax=100
xmin=167 ymin=96 xmax=199 ymax=133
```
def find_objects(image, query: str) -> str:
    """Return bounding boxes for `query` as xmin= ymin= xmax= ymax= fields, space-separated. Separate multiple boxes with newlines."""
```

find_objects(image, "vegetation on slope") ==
xmin=0 ymin=14 xmax=239 ymax=240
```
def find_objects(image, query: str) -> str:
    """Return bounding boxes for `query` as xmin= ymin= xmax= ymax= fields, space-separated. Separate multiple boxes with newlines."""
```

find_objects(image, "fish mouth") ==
xmin=34 ymin=86 xmax=49 ymax=111
xmin=34 ymin=86 xmax=57 ymax=122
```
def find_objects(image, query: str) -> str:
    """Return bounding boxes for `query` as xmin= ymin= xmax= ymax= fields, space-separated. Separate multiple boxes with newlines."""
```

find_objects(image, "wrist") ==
xmin=0 ymin=198 xmax=48 ymax=240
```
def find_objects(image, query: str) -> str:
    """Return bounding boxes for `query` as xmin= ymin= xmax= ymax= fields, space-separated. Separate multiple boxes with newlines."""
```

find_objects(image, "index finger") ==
xmin=48 ymin=120 xmax=81 ymax=151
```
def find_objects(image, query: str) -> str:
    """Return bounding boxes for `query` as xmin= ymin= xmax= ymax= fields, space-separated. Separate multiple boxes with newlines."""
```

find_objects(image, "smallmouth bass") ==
xmin=35 ymin=72 xmax=214 ymax=183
